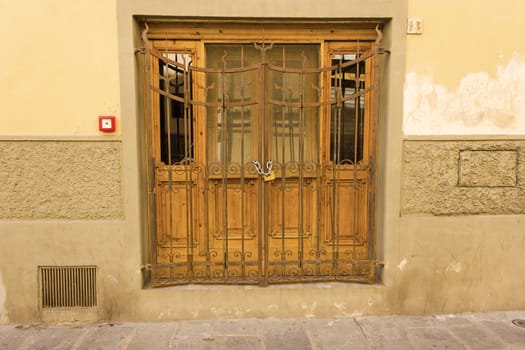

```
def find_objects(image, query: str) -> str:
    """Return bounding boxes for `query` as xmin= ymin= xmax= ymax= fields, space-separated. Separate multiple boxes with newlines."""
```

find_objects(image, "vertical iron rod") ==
xmin=352 ymin=46 xmax=361 ymax=277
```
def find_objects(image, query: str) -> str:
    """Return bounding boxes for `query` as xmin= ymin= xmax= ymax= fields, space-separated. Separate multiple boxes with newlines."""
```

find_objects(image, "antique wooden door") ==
xmin=143 ymin=24 xmax=382 ymax=286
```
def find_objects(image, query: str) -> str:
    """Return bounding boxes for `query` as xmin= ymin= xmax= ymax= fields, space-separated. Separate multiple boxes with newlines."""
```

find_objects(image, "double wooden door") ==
xmin=144 ymin=33 xmax=379 ymax=286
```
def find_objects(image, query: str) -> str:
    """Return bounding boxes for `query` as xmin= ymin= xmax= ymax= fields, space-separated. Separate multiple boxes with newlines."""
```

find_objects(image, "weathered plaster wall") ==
xmin=405 ymin=55 xmax=525 ymax=134
xmin=0 ymin=0 xmax=121 ymax=136
xmin=0 ymin=141 xmax=123 ymax=219
xmin=402 ymin=140 xmax=525 ymax=215
xmin=0 ymin=221 xmax=137 ymax=323
xmin=405 ymin=1 xmax=525 ymax=135
xmin=0 ymin=272 xmax=7 ymax=324
xmin=399 ymin=0 xmax=525 ymax=318
xmin=397 ymin=216 xmax=525 ymax=314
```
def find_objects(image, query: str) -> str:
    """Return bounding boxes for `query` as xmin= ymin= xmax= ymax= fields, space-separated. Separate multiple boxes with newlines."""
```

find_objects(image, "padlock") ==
xmin=264 ymin=171 xmax=276 ymax=182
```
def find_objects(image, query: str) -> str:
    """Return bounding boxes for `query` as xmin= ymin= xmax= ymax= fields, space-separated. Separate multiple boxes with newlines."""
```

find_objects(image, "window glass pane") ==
xmin=159 ymin=53 xmax=193 ymax=164
xmin=206 ymin=43 xmax=320 ymax=165
xmin=330 ymin=53 xmax=366 ymax=164
xmin=206 ymin=45 xmax=259 ymax=165
xmin=268 ymin=45 xmax=320 ymax=164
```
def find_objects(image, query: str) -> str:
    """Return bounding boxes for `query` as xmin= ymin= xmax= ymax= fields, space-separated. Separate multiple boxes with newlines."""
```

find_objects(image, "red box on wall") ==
xmin=99 ymin=116 xmax=116 ymax=132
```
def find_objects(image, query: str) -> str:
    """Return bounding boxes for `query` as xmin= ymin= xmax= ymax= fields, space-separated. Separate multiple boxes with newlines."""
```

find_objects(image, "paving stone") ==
xmin=503 ymin=311 xmax=525 ymax=321
xmin=171 ymin=335 xmax=264 ymax=350
xmin=449 ymin=324 xmax=506 ymax=350
xmin=357 ymin=318 xmax=414 ymax=350
xmin=433 ymin=314 xmax=474 ymax=327
xmin=174 ymin=320 xmax=213 ymax=338
xmin=359 ymin=315 xmax=436 ymax=330
xmin=1 ymin=312 xmax=525 ymax=350
xmin=467 ymin=311 xmax=525 ymax=322
xmin=0 ymin=326 xmax=33 ymax=349
xmin=304 ymin=318 xmax=370 ymax=350
xmin=261 ymin=318 xmax=312 ymax=350
xmin=406 ymin=327 xmax=466 ymax=350
xmin=394 ymin=315 xmax=439 ymax=329
xmin=18 ymin=326 xmax=87 ymax=350
xmin=126 ymin=322 xmax=178 ymax=350
xmin=212 ymin=318 xmax=261 ymax=336
xmin=76 ymin=324 xmax=135 ymax=350
xmin=480 ymin=320 xmax=525 ymax=347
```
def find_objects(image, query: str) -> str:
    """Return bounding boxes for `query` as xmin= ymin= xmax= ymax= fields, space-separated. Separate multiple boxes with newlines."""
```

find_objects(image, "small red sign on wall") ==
xmin=99 ymin=116 xmax=116 ymax=132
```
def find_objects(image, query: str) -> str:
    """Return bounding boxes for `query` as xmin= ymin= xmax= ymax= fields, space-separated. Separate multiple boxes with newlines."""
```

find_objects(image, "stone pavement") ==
xmin=1 ymin=311 xmax=524 ymax=349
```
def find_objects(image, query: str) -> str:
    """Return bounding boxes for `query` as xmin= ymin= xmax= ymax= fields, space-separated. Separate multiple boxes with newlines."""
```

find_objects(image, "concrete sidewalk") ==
xmin=1 ymin=311 xmax=524 ymax=349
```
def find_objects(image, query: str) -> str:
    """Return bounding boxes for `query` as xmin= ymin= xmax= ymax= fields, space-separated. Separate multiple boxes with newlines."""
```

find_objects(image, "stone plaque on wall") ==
xmin=458 ymin=150 xmax=517 ymax=187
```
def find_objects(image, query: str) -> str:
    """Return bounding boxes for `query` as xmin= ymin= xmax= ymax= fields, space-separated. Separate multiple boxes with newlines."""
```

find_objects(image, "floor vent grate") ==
xmin=39 ymin=266 xmax=97 ymax=308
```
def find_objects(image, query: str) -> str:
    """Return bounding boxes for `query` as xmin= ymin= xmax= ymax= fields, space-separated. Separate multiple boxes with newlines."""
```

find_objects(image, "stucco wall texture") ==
xmin=0 ymin=141 xmax=123 ymax=220
xmin=402 ymin=140 xmax=525 ymax=215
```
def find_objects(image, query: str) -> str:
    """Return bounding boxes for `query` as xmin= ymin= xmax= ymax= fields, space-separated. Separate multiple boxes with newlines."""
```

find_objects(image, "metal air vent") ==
xmin=39 ymin=266 xmax=97 ymax=308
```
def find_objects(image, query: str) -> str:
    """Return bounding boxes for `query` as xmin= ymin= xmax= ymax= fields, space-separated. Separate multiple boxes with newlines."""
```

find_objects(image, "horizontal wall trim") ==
xmin=0 ymin=136 xmax=122 ymax=142
xmin=403 ymin=135 xmax=525 ymax=141
xmin=140 ymin=16 xmax=389 ymax=24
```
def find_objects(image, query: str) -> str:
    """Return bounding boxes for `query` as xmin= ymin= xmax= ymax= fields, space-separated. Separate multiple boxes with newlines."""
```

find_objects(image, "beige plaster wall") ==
xmin=2 ymin=0 xmax=525 ymax=325
xmin=0 ymin=0 xmax=407 ymax=324
xmin=0 ymin=0 xmax=124 ymax=324
xmin=405 ymin=0 xmax=525 ymax=134
xmin=399 ymin=140 xmax=525 ymax=314
xmin=0 ymin=0 xmax=121 ymax=136
xmin=0 ymin=221 xmax=138 ymax=323
xmin=399 ymin=0 xmax=525 ymax=317
xmin=397 ymin=216 xmax=525 ymax=314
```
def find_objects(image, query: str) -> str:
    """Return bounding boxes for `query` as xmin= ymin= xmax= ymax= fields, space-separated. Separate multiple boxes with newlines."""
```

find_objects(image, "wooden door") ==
xmin=144 ymin=36 xmax=379 ymax=286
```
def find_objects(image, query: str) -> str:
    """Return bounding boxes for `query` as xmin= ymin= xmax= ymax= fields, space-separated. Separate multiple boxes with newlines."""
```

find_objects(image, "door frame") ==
xmin=141 ymin=20 xmax=384 ymax=286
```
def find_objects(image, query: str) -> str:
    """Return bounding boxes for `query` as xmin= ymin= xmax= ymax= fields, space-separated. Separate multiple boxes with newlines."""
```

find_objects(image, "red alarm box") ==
xmin=99 ymin=116 xmax=116 ymax=132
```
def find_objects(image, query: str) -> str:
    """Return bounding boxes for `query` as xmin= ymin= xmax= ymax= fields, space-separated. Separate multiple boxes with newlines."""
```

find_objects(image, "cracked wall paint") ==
xmin=404 ymin=54 xmax=525 ymax=135
xmin=0 ymin=271 xmax=8 ymax=324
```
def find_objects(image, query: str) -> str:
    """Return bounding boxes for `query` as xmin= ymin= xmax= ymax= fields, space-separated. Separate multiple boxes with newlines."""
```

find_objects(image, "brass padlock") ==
xmin=264 ymin=171 xmax=276 ymax=182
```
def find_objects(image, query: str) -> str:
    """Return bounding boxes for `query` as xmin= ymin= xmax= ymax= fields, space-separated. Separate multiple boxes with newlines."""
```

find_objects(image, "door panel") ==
xmin=155 ymin=175 xmax=199 ymax=247
xmin=210 ymin=180 xmax=258 ymax=241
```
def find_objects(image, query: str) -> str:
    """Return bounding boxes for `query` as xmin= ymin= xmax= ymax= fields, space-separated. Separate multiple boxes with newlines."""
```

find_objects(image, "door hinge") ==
xmin=141 ymin=264 xmax=152 ymax=271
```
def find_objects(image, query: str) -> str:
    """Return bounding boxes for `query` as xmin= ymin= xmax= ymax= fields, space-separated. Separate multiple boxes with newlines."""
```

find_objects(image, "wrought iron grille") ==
xmin=141 ymin=24 xmax=385 ymax=286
